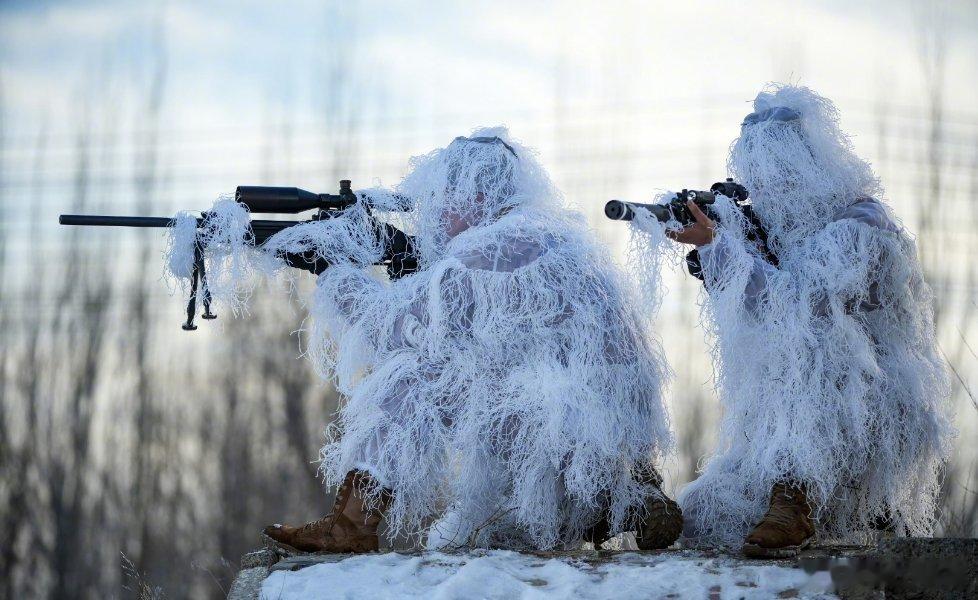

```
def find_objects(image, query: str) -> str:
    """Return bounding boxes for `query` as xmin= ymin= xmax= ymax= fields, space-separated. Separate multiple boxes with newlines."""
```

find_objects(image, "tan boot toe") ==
xmin=742 ymin=482 xmax=815 ymax=559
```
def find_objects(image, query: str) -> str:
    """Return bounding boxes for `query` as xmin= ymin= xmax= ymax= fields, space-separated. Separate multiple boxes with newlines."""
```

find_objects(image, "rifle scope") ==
xmin=235 ymin=180 xmax=358 ymax=214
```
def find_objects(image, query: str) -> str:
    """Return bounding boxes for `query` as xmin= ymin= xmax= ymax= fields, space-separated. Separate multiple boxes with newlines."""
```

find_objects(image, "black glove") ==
xmin=379 ymin=223 xmax=419 ymax=280
xmin=685 ymin=248 xmax=705 ymax=281
xmin=280 ymin=250 xmax=331 ymax=275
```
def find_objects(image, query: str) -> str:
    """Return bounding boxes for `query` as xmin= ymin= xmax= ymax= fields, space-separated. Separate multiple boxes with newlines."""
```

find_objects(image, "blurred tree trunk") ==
xmin=915 ymin=3 xmax=977 ymax=537
xmin=127 ymin=14 xmax=171 ymax=588
xmin=43 ymin=97 xmax=114 ymax=599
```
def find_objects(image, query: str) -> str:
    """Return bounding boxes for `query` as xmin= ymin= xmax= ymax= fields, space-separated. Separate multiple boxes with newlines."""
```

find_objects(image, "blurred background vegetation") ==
xmin=0 ymin=0 xmax=975 ymax=597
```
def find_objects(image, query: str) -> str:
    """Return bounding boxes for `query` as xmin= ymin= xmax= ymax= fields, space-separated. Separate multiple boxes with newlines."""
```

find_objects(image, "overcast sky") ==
xmin=2 ymin=0 xmax=975 ymax=137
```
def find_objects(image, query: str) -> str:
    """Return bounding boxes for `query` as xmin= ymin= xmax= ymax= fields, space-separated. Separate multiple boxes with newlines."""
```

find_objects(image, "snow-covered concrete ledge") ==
xmin=257 ymin=550 xmax=833 ymax=599
xmin=229 ymin=538 xmax=977 ymax=600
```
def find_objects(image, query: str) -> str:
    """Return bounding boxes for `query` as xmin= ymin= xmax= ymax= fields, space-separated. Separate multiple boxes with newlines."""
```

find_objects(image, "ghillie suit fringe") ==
xmin=629 ymin=85 xmax=954 ymax=548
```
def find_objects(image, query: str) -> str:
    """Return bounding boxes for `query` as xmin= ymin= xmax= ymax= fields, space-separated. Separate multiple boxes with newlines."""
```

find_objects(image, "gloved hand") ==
xmin=685 ymin=248 xmax=705 ymax=281
xmin=280 ymin=250 xmax=331 ymax=275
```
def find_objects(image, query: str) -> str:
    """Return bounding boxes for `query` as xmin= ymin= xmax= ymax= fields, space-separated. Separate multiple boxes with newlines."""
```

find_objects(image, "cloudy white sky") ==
xmin=2 ymin=0 xmax=976 ymax=144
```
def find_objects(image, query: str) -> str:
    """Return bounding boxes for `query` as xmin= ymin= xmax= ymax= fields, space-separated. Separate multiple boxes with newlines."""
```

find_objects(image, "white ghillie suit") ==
xmin=169 ymin=128 xmax=672 ymax=550
xmin=316 ymin=129 xmax=672 ymax=550
xmin=631 ymin=86 xmax=954 ymax=547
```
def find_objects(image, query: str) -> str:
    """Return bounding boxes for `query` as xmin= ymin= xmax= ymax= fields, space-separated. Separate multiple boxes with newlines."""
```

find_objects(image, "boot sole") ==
xmin=741 ymin=536 xmax=812 ymax=559
xmin=262 ymin=533 xmax=312 ymax=556
xmin=261 ymin=532 xmax=380 ymax=555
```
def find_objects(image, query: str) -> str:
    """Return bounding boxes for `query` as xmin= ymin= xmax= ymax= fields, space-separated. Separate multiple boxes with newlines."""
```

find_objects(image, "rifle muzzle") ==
xmin=604 ymin=200 xmax=671 ymax=222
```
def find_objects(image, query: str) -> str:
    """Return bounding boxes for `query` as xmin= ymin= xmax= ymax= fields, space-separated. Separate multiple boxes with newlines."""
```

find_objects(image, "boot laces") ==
xmin=295 ymin=514 xmax=335 ymax=536
xmin=765 ymin=484 xmax=809 ymax=531
xmin=294 ymin=473 xmax=359 ymax=536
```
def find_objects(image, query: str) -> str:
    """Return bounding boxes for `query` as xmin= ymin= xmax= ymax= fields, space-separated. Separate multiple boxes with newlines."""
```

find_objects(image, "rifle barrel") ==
xmin=60 ymin=215 xmax=178 ymax=227
xmin=59 ymin=215 xmax=306 ymax=245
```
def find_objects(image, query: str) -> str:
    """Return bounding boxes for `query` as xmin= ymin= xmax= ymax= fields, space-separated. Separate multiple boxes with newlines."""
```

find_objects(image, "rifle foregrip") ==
xmin=280 ymin=250 xmax=331 ymax=275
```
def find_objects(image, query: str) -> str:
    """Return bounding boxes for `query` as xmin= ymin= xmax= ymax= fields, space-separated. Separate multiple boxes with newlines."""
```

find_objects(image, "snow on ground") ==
xmin=259 ymin=550 xmax=837 ymax=599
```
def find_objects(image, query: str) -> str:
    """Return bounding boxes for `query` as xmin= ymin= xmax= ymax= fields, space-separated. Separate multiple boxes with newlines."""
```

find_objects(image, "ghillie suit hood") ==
xmin=728 ymin=85 xmax=882 ymax=254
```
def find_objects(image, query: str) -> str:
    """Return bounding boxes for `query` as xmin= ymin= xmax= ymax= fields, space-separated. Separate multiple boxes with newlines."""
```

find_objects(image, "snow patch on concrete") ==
xmin=259 ymin=550 xmax=836 ymax=599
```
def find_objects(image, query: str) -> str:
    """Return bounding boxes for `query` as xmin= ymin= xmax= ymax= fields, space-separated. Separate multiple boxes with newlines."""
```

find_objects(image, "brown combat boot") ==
xmin=742 ymin=481 xmax=816 ymax=558
xmin=583 ymin=465 xmax=683 ymax=550
xmin=263 ymin=470 xmax=391 ymax=553
xmin=633 ymin=464 xmax=683 ymax=550
xmin=582 ymin=496 xmax=612 ymax=547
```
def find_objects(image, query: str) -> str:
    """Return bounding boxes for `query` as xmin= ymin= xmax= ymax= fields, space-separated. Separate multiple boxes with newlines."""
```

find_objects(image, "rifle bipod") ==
xmin=183 ymin=239 xmax=216 ymax=331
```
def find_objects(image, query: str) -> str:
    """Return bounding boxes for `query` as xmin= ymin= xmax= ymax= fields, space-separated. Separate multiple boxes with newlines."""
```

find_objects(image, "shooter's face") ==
xmin=732 ymin=125 xmax=811 ymax=201
xmin=442 ymin=191 xmax=486 ymax=238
